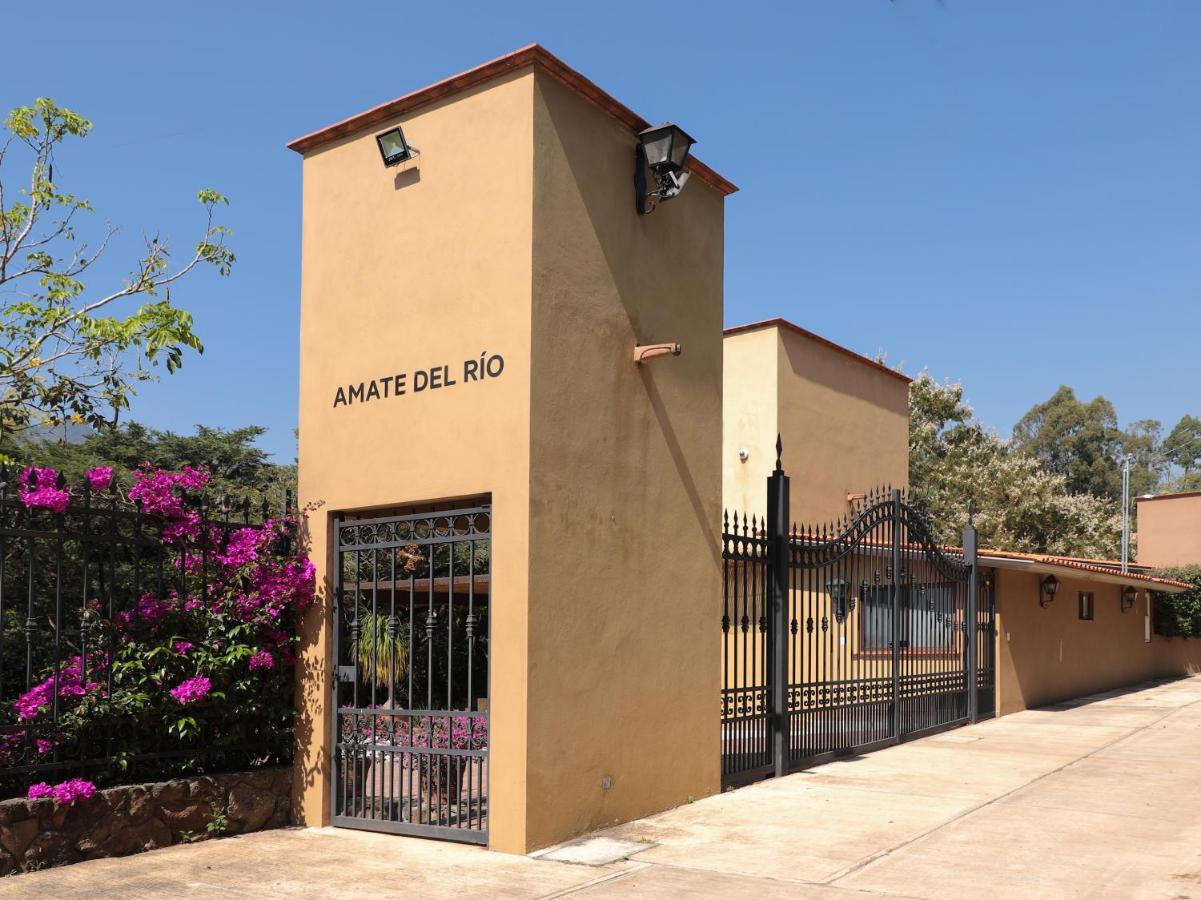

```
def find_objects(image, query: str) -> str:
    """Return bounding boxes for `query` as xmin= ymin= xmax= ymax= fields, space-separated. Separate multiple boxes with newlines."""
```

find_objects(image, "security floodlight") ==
xmin=635 ymin=123 xmax=695 ymax=215
xmin=1039 ymin=575 xmax=1060 ymax=608
xmin=376 ymin=126 xmax=415 ymax=167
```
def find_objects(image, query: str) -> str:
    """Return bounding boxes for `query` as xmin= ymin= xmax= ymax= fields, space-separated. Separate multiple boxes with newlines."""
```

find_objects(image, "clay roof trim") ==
xmin=286 ymin=43 xmax=737 ymax=197
xmin=724 ymin=317 xmax=913 ymax=384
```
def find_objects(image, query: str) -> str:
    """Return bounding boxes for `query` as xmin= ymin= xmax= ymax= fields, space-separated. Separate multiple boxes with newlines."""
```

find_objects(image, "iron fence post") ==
xmin=767 ymin=437 xmax=790 ymax=778
xmin=890 ymin=489 xmax=902 ymax=741
xmin=963 ymin=504 xmax=979 ymax=724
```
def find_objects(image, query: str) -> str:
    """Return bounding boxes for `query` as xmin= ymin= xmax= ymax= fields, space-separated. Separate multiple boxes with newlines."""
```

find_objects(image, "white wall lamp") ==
xmin=1039 ymin=574 xmax=1060 ymax=609
xmin=634 ymin=342 xmax=682 ymax=364
xmin=635 ymin=123 xmax=694 ymax=215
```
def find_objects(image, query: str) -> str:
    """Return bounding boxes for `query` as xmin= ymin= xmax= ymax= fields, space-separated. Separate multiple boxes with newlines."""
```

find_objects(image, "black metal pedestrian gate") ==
xmin=332 ymin=503 xmax=490 ymax=844
xmin=721 ymin=446 xmax=995 ymax=785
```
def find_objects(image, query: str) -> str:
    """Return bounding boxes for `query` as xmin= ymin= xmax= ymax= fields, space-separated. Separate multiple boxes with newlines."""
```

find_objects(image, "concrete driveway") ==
xmin=7 ymin=677 xmax=1201 ymax=899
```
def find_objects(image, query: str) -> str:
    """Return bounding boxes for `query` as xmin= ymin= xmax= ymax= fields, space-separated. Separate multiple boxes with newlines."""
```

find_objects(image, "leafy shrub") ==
xmin=0 ymin=464 xmax=313 ymax=797
xmin=1153 ymin=565 xmax=1201 ymax=639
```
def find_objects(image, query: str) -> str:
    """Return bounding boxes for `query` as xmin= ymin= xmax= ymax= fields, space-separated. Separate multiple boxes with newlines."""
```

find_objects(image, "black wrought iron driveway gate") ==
xmin=721 ymin=445 xmax=995 ymax=785
xmin=332 ymin=504 xmax=490 ymax=844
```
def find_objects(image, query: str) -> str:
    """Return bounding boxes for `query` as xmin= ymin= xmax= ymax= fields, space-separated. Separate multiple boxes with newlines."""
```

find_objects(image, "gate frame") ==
xmin=725 ymin=439 xmax=994 ymax=785
xmin=329 ymin=501 xmax=492 ymax=846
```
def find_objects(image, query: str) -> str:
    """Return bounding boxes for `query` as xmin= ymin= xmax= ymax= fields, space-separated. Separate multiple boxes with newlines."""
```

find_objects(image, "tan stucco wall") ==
xmin=295 ymin=65 xmax=725 ymax=854
xmin=294 ymin=70 xmax=536 ymax=848
xmin=523 ymin=70 xmax=723 ymax=850
xmin=775 ymin=329 xmax=909 ymax=525
xmin=994 ymin=569 xmax=1201 ymax=715
xmin=722 ymin=325 xmax=908 ymax=524
xmin=722 ymin=329 xmax=778 ymax=518
xmin=1136 ymin=493 xmax=1201 ymax=568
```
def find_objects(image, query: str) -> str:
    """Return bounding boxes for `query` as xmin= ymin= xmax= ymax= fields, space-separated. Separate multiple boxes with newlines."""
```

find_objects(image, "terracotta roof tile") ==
xmin=976 ymin=546 xmax=1191 ymax=590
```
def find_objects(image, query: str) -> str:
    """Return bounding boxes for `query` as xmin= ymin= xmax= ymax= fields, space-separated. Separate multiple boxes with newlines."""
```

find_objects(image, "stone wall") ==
xmin=0 ymin=767 xmax=290 ymax=874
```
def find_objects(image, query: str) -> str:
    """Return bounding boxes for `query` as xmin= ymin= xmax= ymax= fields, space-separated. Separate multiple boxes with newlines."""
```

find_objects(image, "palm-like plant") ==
xmin=356 ymin=612 xmax=409 ymax=706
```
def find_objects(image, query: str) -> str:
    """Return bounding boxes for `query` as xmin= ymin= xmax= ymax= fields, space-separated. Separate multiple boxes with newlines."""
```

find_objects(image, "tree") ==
xmin=0 ymin=98 xmax=234 ymax=440
xmin=3 ymin=422 xmax=294 ymax=506
xmin=1164 ymin=415 xmax=1201 ymax=474
xmin=1123 ymin=418 xmax=1168 ymax=499
xmin=1011 ymin=386 xmax=1125 ymax=500
xmin=909 ymin=374 xmax=1121 ymax=558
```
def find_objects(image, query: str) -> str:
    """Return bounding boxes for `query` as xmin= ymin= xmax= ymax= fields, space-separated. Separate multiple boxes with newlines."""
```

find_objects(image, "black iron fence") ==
xmin=722 ymin=441 xmax=995 ymax=785
xmin=0 ymin=466 xmax=295 ymax=797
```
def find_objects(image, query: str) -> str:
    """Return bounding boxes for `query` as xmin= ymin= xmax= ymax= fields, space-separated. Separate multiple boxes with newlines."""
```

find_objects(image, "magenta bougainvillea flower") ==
xmin=128 ymin=464 xmax=210 ymax=543
xmin=219 ymin=527 xmax=260 ymax=568
xmin=247 ymin=650 xmax=275 ymax=672
xmin=11 ymin=464 xmax=314 ymax=800
xmin=18 ymin=467 xmax=70 ymax=514
xmin=13 ymin=655 xmax=106 ymax=721
xmin=27 ymin=778 xmax=96 ymax=805
xmin=169 ymin=675 xmax=212 ymax=705
xmin=85 ymin=466 xmax=114 ymax=492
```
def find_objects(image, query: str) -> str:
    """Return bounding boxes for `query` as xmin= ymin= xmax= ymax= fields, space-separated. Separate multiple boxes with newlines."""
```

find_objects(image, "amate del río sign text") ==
xmin=332 ymin=352 xmax=505 ymax=408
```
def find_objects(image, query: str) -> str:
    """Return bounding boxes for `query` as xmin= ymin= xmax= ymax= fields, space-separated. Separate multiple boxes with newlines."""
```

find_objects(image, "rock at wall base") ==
xmin=0 ymin=766 xmax=291 ymax=874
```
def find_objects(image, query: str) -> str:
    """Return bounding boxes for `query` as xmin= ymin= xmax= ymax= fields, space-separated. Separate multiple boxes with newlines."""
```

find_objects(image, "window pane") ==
xmin=908 ymin=585 xmax=953 ymax=649
xmin=862 ymin=587 xmax=893 ymax=650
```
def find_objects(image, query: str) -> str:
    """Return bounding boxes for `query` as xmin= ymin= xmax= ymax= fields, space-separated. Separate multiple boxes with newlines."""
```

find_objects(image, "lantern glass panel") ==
xmin=668 ymin=128 xmax=694 ymax=169
xmin=640 ymin=128 xmax=675 ymax=170
xmin=376 ymin=128 xmax=411 ymax=166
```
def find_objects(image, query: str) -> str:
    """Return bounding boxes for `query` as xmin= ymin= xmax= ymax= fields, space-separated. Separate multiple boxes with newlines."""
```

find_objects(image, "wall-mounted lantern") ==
xmin=1120 ymin=586 xmax=1138 ymax=613
xmin=827 ymin=579 xmax=853 ymax=623
xmin=1039 ymin=574 xmax=1060 ymax=608
xmin=635 ymin=123 xmax=694 ymax=215
xmin=375 ymin=126 xmax=418 ymax=167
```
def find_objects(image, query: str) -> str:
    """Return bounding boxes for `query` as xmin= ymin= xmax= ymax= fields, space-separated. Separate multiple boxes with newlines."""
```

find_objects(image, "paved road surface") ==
xmin=7 ymin=677 xmax=1201 ymax=898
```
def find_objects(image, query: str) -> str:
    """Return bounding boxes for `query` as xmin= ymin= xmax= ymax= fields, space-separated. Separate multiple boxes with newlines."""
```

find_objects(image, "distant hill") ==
xmin=20 ymin=422 xmax=93 ymax=445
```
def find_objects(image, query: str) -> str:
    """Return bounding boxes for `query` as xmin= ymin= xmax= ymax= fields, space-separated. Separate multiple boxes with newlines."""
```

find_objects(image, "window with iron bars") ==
xmin=859 ymin=584 xmax=958 ymax=651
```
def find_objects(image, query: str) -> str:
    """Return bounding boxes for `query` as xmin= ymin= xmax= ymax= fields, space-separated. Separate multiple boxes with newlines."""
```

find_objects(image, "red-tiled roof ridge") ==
xmin=724 ymin=317 xmax=913 ymax=384
xmin=777 ymin=530 xmax=1190 ymax=590
xmin=975 ymin=546 xmax=1190 ymax=590
xmin=286 ymin=44 xmax=737 ymax=197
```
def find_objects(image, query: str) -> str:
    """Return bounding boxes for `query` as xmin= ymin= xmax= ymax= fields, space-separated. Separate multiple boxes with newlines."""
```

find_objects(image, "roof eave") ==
xmin=979 ymin=553 xmax=1189 ymax=593
xmin=286 ymin=43 xmax=738 ymax=197
xmin=724 ymin=317 xmax=913 ymax=384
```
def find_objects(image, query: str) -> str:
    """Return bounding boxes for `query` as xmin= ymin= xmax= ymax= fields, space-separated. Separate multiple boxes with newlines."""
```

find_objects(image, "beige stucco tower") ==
xmin=288 ymin=45 xmax=735 ymax=853
xmin=722 ymin=318 xmax=911 ymax=524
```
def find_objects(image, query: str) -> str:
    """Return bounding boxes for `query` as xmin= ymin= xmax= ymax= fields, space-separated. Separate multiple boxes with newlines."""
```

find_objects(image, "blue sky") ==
xmin=3 ymin=2 xmax=1198 ymax=461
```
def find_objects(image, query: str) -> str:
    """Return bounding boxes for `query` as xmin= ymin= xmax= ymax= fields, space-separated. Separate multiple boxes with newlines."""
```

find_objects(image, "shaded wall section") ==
xmin=995 ymin=569 xmax=1201 ymax=715
xmin=524 ymin=69 xmax=724 ymax=851
xmin=775 ymin=327 xmax=909 ymax=525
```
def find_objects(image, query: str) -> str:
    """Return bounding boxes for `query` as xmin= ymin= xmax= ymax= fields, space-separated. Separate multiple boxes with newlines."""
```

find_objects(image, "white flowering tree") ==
xmin=908 ymin=373 xmax=1121 ymax=559
xmin=0 ymin=98 xmax=234 ymax=441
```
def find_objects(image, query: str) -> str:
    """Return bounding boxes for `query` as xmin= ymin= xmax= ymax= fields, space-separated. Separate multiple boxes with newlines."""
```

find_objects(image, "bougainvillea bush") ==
xmin=0 ymin=464 xmax=313 ymax=800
